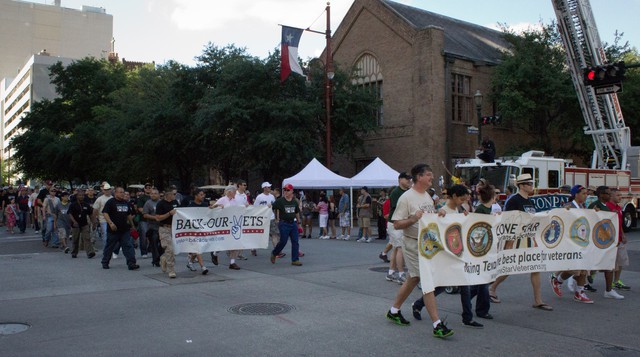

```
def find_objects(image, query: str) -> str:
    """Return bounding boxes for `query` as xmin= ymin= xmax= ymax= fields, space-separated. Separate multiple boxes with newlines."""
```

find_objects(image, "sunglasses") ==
xmin=284 ymin=189 xmax=292 ymax=192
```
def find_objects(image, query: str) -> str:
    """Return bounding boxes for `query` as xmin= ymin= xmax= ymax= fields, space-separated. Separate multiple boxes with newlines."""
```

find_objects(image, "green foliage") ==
xmin=491 ymin=23 xmax=588 ymax=160
xmin=12 ymin=44 xmax=379 ymax=188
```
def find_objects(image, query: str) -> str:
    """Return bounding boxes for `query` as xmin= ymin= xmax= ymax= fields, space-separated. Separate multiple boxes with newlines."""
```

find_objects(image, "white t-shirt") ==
xmin=215 ymin=196 xmax=242 ymax=208
xmin=491 ymin=203 xmax=502 ymax=214
xmin=391 ymin=188 xmax=436 ymax=240
xmin=93 ymin=195 xmax=112 ymax=223
xmin=253 ymin=193 xmax=276 ymax=219
xmin=234 ymin=191 xmax=248 ymax=206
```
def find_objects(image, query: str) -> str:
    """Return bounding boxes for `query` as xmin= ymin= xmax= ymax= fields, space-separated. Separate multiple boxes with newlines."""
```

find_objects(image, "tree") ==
xmin=13 ymin=58 xmax=127 ymax=183
xmin=491 ymin=23 xmax=586 ymax=159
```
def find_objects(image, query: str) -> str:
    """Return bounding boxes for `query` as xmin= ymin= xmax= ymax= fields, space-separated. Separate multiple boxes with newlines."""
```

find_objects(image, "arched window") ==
xmin=352 ymin=54 xmax=383 ymax=126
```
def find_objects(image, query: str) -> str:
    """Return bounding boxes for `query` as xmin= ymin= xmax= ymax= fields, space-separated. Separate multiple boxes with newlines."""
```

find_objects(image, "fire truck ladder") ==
xmin=552 ymin=0 xmax=630 ymax=169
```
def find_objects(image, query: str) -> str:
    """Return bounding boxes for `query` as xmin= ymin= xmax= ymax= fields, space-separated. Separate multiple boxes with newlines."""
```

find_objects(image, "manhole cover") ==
xmin=369 ymin=267 xmax=388 ymax=273
xmin=0 ymin=323 xmax=30 ymax=335
xmin=228 ymin=303 xmax=295 ymax=316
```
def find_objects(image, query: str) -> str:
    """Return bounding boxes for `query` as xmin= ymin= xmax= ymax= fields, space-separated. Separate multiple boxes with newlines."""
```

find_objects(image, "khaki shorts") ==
xmin=616 ymin=243 xmax=629 ymax=268
xmin=387 ymin=222 xmax=403 ymax=248
xmin=358 ymin=217 xmax=370 ymax=228
xmin=402 ymin=236 xmax=419 ymax=279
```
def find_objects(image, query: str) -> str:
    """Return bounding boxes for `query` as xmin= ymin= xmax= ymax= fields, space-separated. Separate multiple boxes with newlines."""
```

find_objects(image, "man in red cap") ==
xmin=270 ymin=183 xmax=302 ymax=266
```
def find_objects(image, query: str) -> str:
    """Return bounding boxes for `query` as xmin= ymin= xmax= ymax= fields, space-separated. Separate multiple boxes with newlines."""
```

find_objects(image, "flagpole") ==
xmin=324 ymin=2 xmax=333 ymax=169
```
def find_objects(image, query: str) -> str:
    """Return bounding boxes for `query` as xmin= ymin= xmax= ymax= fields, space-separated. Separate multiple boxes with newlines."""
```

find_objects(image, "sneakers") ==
xmin=386 ymin=310 xmax=410 ymax=326
xmin=88 ymin=252 xmax=96 ymax=259
xmin=356 ymin=237 xmax=366 ymax=243
xmin=276 ymin=253 xmax=286 ymax=258
xmin=366 ymin=238 xmax=373 ymax=243
xmin=128 ymin=264 xmax=140 ymax=271
xmin=141 ymin=254 xmax=148 ymax=259
xmin=567 ymin=276 xmax=576 ymax=293
xmin=270 ymin=254 xmax=277 ymax=264
xmin=574 ymin=291 xmax=594 ymax=304
xmin=63 ymin=247 xmax=70 ymax=254
xmin=229 ymin=263 xmax=241 ymax=270
xmin=613 ymin=280 xmax=631 ymax=291
xmin=550 ymin=275 xmax=563 ymax=297
xmin=587 ymin=272 xmax=595 ymax=284
xmin=604 ymin=290 xmax=624 ymax=300
xmin=584 ymin=284 xmax=597 ymax=292
xmin=385 ymin=272 xmax=397 ymax=282
xmin=342 ymin=235 xmax=350 ymax=241
xmin=210 ymin=253 xmax=219 ymax=266
xmin=112 ymin=253 xmax=118 ymax=259
xmin=433 ymin=322 xmax=454 ymax=338
xmin=395 ymin=274 xmax=407 ymax=285
xmin=291 ymin=261 xmax=303 ymax=266
xmin=168 ymin=271 xmax=176 ymax=279
xmin=186 ymin=262 xmax=197 ymax=272
xmin=379 ymin=253 xmax=390 ymax=263
xmin=202 ymin=267 xmax=209 ymax=275
xmin=463 ymin=320 xmax=483 ymax=328
xmin=411 ymin=303 xmax=422 ymax=320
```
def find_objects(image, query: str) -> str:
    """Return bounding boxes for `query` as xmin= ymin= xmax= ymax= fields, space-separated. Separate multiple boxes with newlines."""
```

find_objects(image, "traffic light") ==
xmin=583 ymin=61 xmax=626 ymax=87
xmin=481 ymin=115 xmax=502 ymax=125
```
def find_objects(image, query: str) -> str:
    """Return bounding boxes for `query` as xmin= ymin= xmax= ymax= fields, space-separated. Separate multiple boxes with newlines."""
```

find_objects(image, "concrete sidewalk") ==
xmin=1 ymin=228 xmax=639 ymax=356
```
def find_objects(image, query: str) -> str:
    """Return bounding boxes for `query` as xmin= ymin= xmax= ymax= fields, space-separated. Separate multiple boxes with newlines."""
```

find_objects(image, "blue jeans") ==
xmin=272 ymin=222 xmax=299 ymax=262
xmin=101 ymin=230 xmax=136 ymax=267
xmin=460 ymin=284 xmax=490 ymax=322
xmin=137 ymin=221 xmax=148 ymax=255
xmin=18 ymin=210 xmax=28 ymax=232
xmin=101 ymin=221 xmax=120 ymax=254
xmin=44 ymin=216 xmax=59 ymax=246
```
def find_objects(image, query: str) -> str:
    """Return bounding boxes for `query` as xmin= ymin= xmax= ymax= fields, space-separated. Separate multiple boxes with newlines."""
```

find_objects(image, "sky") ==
xmin=32 ymin=0 xmax=640 ymax=66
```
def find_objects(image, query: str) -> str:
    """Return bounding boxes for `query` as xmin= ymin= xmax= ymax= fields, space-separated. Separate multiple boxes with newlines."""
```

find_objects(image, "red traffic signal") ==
xmin=583 ymin=61 xmax=625 ymax=87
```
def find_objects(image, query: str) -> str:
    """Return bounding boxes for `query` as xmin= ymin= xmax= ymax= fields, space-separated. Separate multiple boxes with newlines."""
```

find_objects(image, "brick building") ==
xmin=329 ymin=0 xmax=526 ymax=184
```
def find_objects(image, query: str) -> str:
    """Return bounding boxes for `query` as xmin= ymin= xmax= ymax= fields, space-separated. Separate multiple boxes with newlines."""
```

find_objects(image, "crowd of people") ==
xmin=4 ymin=163 xmax=632 ymax=340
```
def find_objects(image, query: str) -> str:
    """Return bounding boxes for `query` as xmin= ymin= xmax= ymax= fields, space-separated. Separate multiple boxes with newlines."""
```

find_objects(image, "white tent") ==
xmin=350 ymin=157 xmax=399 ymax=188
xmin=282 ymin=158 xmax=352 ymax=188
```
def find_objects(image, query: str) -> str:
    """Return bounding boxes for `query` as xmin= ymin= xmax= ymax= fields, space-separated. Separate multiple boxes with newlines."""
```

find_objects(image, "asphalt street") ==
xmin=1 ymin=225 xmax=639 ymax=356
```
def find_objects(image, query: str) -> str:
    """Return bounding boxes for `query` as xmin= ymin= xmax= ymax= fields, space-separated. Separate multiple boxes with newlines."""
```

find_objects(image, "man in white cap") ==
xmin=489 ymin=173 xmax=552 ymax=311
xmin=92 ymin=182 xmax=114 ymax=253
xmin=254 ymin=182 xmax=279 ymax=251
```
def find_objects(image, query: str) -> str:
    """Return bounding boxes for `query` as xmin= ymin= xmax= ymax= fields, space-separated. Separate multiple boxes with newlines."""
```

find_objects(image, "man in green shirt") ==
xmin=271 ymin=183 xmax=303 ymax=266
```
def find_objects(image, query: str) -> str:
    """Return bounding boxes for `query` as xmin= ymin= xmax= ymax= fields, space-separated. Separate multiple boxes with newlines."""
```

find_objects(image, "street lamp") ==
xmin=324 ymin=2 xmax=333 ymax=169
xmin=474 ymin=89 xmax=483 ymax=146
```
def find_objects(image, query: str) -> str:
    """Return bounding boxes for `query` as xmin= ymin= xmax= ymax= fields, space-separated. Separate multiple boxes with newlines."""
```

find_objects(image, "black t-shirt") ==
xmin=37 ymin=188 xmax=49 ymax=201
xmin=17 ymin=194 xmax=30 ymax=211
xmin=188 ymin=201 xmax=209 ymax=208
xmin=69 ymin=201 xmax=93 ymax=227
xmin=102 ymin=197 xmax=133 ymax=233
xmin=84 ymin=195 xmax=97 ymax=205
xmin=504 ymin=193 xmax=536 ymax=213
xmin=156 ymin=199 xmax=179 ymax=225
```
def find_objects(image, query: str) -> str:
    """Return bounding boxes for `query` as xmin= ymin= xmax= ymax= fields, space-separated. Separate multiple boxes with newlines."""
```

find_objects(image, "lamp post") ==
xmin=474 ymin=89 xmax=483 ymax=146
xmin=324 ymin=2 xmax=333 ymax=169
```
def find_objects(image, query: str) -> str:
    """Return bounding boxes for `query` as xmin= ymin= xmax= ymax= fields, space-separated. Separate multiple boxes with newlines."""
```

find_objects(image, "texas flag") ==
xmin=281 ymin=26 xmax=305 ymax=82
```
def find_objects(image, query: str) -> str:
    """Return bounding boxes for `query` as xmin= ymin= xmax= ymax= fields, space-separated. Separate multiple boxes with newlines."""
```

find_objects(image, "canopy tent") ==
xmin=349 ymin=157 xmax=399 ymax=188
xmin=282 ymin=158 xmax=352 ymax=189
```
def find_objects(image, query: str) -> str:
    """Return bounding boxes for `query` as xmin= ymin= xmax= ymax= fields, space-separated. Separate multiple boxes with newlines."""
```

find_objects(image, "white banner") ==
xmin=418 ymin=208 xmax=618 ymax=293
xmin=171 ymin=206 xmax=271 ymax=254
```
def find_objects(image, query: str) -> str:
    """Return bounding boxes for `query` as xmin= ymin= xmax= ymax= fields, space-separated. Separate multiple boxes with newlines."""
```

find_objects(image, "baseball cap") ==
xmin=261 ymin=182 xmax=272 ymax=188
xmin=570 ymin=185 xmax=586 ymax=197
xmin=283 ymin=183 xmax=294 ymax=191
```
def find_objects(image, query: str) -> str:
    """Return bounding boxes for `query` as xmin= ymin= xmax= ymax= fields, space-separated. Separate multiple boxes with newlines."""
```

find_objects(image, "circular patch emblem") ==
xmin=444 ymin=224 xmax=463 ymax=257
xmin=466 ymin=222 xmax=492 ymax=257
xmin=592 ymin=219 xmax=616 ymax=249
xmin=419 ymin=223 xmax=443 ymax=259
xmin=541 ymin=216 xmax=564 ymax=248
xmin=570 ymin=217 xmax=590 ymax=247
